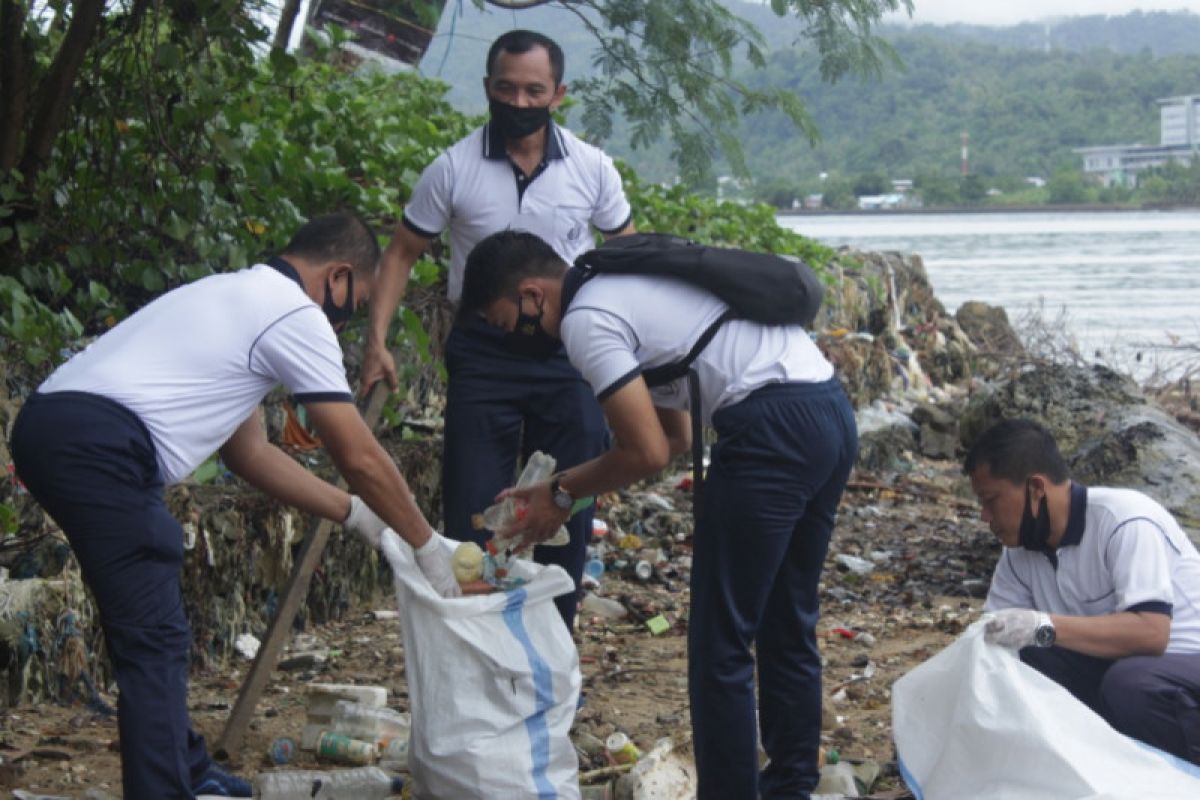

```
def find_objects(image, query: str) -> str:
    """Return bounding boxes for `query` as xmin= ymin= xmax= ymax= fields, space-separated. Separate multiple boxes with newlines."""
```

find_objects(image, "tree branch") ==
xmin=18 ymin=0 xmax=106 ymax=182
xmin=0 ymin=0 xmax=29 ymax=171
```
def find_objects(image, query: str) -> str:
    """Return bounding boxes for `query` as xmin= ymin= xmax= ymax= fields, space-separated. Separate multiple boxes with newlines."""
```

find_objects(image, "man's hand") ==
xmin=984 ymin=608 xmax=1046 ymax=649
xmin=343 ymin=495 xmax=387 ymax=549
xmin=415 ymin=533 xmax=463 ymax=598
xmin=497 ymin=482 xmax=571 ymax=549
xmin=359 ymin=340 xmax=399 ymax=398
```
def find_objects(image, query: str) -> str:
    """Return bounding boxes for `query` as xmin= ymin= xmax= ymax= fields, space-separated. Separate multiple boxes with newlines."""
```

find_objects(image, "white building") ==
xmin=1075 ymin=94 xmax=1199 ymax=187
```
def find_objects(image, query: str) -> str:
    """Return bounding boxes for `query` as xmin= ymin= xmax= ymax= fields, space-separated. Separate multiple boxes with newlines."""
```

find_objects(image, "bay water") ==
xmin=778 ymin=209 xmax=1200 ymax=381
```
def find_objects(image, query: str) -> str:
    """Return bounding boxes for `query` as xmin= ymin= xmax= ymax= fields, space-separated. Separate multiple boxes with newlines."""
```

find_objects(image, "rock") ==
xmin=955 ymin=301 xmax=1025 ymax=359
xmin=961 ymin=363 xmax=1200 ymax=544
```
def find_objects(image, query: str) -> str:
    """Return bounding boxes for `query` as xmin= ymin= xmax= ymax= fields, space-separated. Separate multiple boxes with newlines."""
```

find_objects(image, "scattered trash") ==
xmin=234 ymin=633 xmax=260 ymax=659
xmin=605 ymin=732 xmax=642 ymax=765
xmin=269 ymin=736 xmax=298 ymax=765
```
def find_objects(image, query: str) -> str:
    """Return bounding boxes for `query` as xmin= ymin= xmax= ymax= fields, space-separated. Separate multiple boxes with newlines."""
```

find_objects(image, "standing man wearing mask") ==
xmin=362 ymin=30 xmax=634 ymax=629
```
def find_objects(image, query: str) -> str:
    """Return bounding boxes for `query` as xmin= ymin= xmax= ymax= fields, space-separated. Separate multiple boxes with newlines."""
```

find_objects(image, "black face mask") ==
xmin=504 ymin=294 xmax=560 ymax=360
xmin=489 ymin=99 xmax=552 ymax=140
xmin=1019 ymin=484 xmax=1053 ymax=552
xmin=322 ymin=271 xmax=355 ymax=331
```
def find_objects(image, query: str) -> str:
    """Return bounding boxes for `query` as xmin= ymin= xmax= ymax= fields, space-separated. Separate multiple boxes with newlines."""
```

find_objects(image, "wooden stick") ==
xmin=215 ymin=381 xmax=392 ymax=757
xmin=579 ymin=763 xmax=635 ymax=782
xmin=845 ymin=479 xmax=977 ymax=509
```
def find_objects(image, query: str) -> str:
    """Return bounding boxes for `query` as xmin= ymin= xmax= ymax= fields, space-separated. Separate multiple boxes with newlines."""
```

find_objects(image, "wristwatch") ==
xmin=550 ymin=474 xmax=575 ymax=511
xmin=1034 ymin=613 xmax=1056 ymax=648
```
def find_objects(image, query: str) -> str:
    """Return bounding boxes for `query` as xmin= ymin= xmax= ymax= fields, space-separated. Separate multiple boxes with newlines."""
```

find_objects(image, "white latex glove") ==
xmin=984 ymin=608 xmax=1047 ymax=649
xmin=415 ymin=533 xmax=462 ymax=598
xmin=343 ymin=495 xmax=386 ymax=549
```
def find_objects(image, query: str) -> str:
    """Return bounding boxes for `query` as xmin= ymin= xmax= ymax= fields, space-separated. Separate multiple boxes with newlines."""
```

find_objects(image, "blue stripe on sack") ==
xmin=895 ymin=756 xmax=924 ymax=800
xmin=502 ymin=589 xmax=557 ymax=799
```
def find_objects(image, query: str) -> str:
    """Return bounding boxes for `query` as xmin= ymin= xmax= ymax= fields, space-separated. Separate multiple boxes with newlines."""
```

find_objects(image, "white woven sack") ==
xmin=380 ymin=530 xmax=581 ymax=799
xmin=893 ymin=620 xmax=1200 ymax=800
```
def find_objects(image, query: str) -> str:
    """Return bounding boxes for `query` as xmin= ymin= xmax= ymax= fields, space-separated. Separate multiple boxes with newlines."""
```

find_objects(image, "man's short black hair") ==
xmin=282 ymin=211 xmax=380 ymax=276
xmin=459 ymin=230 xmax=567 ymax=318
xmin=963 ymin=418 xmax=1070 ymax=484
xmin=486 ymin=30 xmax=565 ymax=86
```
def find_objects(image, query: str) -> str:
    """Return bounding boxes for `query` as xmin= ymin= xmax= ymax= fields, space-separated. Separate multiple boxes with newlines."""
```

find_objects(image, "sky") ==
xmin=884 ymin=0 xmax=1200 ymax=26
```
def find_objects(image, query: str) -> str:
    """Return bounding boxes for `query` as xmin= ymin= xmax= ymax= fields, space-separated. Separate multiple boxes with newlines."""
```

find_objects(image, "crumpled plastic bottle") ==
xmin=469 ymin=451 xmax=574 ymax=589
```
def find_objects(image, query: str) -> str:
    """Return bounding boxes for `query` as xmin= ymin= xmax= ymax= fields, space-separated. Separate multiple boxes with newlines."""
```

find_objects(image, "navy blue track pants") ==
xmin=441 ymin=317 xmax=609 ymax=630
xmin=11 ymin=391 xmax=213 ymax=799
xmin=1022 ymin=644 xmax=1200 ymax=765
xmin=688 ymin=379 xmax=858 ymax=800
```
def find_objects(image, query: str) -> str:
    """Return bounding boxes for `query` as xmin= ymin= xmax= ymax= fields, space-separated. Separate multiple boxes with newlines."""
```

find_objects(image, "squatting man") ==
xmin=967 ymin=418 xmax=1200 ymax=765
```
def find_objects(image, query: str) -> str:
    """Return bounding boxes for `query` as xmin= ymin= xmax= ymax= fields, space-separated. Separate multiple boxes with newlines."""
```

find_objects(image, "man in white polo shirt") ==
xmin=361 ymin=29 xmax=633 ymax=629
xmin=967 ymin=418 xmax=1200 ymax=765
xmin=456 ymin=230 xmax=859 ymax=800
xmin=10 ymin=212 xmax=462 ymax=799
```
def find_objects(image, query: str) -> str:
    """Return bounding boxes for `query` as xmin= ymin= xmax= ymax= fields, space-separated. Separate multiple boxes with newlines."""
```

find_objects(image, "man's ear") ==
xmin=1027 ymin=474 xmax=1049 ymax=503
xmin=549 ymin=82 xmax=568 ymax=112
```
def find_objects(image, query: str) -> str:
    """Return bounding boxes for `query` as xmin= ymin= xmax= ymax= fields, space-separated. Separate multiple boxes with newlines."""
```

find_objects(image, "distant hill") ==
xmin=413 ymin=6 xmax=1200 ymax=187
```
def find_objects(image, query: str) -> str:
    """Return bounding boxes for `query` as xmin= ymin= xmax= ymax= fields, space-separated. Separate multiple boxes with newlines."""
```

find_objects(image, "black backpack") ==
xmin=563 ymin=232 xmax=826 ymax=508
xmin=565 ymin=232 xmax=824 ymax=387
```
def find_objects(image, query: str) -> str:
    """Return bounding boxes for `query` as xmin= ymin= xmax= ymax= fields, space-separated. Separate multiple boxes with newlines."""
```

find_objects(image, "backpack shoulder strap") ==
xmin=560 ymin=265 xmax=595 ymax=315
xmin=641 ymin=309 xmax=735 ymax=387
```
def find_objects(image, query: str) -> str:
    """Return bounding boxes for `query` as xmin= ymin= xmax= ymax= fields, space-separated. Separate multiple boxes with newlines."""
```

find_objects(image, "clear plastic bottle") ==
xmin=253 ymin=769 xmax=333 ymax=799
xmin=473 ymin=451 xmax=569 ymax=545
xmin=253 ymin=767 xmax=403 ymax=799
xmin=378 ymin=736 xmax=409 ymax=771
xmin=330 ymin=700 xmax=410 ymax=744
xmin=326 ymin=766 xmax=405 ymax=798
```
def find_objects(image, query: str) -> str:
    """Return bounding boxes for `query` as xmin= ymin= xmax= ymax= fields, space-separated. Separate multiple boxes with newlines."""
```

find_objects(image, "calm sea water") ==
xmin=778 ymin=209 xmax=1200 ymax=379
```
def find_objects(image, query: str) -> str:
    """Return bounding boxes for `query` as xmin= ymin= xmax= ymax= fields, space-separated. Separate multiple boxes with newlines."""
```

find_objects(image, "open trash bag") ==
xmin=380 ymin=530 xmax=581 ymax=800
xmin=893 ymin=621 xmax=1200 ymax=800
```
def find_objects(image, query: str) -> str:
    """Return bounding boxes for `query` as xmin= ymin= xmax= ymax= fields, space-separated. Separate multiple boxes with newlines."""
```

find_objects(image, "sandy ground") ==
xmin=1 ymin=456 xmax=996 ymax=798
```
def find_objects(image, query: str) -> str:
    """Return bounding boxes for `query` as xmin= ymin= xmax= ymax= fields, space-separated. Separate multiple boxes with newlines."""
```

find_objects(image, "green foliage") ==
xmin=2 ymin=22 xmax=471 ymax=379
xmin=1139 ymin=160 xmax=1200 ymax=205
xmin=1046 ymin=168 xmax=1093 ymax=205
xmin=620 ymin=164 xmax=836 ymax=270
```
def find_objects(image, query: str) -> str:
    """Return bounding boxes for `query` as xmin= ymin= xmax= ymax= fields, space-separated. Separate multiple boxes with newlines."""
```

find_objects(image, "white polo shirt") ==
xmin=402 ymin=121 xmax=632 ymax=302
xmin=39 ymin=260 xmax=352 ymax=484
xmin=559 ymin=272 xmax=834 ymax=424
xmin=985 ymin=484 xmax=1200 ymax=653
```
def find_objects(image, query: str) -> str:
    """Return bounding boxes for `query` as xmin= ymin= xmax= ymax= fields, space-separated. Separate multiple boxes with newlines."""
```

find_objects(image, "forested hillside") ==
xmin=419 ymin=6 xmax=1200 ymax=196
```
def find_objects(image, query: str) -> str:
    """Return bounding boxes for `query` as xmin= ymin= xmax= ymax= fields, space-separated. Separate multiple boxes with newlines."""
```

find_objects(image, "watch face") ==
xmin=552 ymin=490 xmax=573 ymax=510
xmin=1035 ymin=624 xmax=1056 ymax=648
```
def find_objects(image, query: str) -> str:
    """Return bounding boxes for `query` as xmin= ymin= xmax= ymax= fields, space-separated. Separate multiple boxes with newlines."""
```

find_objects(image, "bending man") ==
xmin=11 ymin=212 xmax=460 ymax=799
xmin=457 ymin=230 xmax=858 ymax=799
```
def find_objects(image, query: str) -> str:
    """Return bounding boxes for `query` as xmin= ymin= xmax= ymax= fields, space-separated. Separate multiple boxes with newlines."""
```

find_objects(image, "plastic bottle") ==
xmin=253 ymin=769 xmax=333 ymax=799
xmin=253 ymin=767 xmax=404 ymax=799
xmin=326 ymin=766 xmax=405 ymax=798
xmin=316 ymin=731 xmax=377 ymax=765
xmin=473 ymin=451 xmax=570 ymax=546
xmin=330 ymin=700 xmax=411 ymax=744
xmin=378 ymin=736 xmax=409 ymax=771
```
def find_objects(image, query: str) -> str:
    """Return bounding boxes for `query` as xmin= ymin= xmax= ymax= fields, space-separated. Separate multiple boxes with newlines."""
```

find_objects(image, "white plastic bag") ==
xmin=380 ymin=530 xmax=581 ymax=799
xmin=893 ymin=621 xmax=1200 ymax=800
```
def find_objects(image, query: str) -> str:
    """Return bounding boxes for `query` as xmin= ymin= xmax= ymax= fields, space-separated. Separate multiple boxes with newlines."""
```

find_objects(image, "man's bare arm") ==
xmin=362 ymin=222 xmax=432 ymax=396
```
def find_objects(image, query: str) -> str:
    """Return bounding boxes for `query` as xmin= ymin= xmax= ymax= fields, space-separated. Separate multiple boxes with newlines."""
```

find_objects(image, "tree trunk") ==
xmin=0 ymin=0 xmax=28 ymax=172
xmin=18 ymin=0 xmax=105 ymax=183
xmin=273 ymin=0 xmax=302 ymax=51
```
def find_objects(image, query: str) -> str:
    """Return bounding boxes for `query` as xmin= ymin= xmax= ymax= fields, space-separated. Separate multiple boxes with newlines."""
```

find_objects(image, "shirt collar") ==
xmin=483 ymin=120 xmax=567 ymax=161
xmin=1061 ymin=482 xmax=1089 ymax=547
xmin=267 ymin=256 xmax=305 ymax=291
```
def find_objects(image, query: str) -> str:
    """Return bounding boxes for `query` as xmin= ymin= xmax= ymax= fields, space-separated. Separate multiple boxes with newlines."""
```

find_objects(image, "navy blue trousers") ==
xmin=1021 ymin=645 xmax=1200 ymax=765
xmin=688 ymin=379 xmax=858 ymax=800
xmin=441 ymin=318 xmax=609 ymax=630
xmin=12 ymin=392 xmax=213 ymax=799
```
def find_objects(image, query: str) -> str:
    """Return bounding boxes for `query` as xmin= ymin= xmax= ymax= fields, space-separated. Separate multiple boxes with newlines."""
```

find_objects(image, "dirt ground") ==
xmin=0 ymin=455 xmax=996 ymax=798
